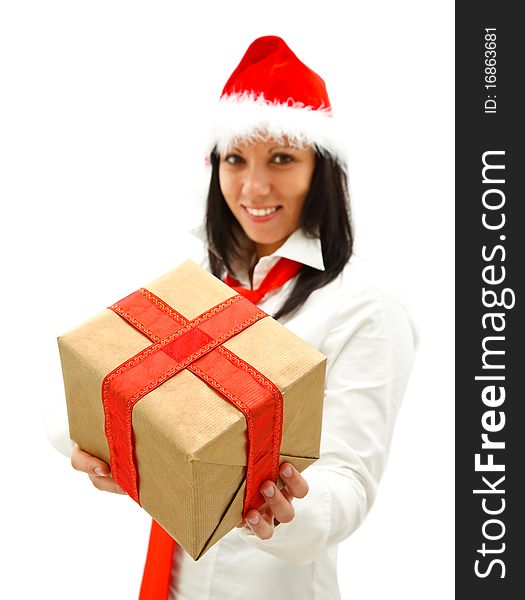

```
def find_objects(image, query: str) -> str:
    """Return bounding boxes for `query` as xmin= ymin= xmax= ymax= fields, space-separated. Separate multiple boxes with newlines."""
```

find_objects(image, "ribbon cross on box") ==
xmin=103 ymin=287 xmax=283 ymax=517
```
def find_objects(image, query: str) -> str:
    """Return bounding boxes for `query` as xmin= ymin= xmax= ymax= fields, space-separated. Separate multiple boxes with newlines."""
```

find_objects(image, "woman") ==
xmin=49 ymin=36 xmax=418 ymax=599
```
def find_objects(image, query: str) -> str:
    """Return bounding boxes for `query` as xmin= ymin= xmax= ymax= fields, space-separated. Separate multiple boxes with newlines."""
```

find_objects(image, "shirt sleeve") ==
xmin=44 ymin=403 xmax=75 ymax=459
xmin=237 ymin=278 xmax=419 ymax=565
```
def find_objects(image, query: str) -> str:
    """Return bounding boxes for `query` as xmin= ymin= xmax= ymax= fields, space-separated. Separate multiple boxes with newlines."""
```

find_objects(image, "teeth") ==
xmin=245 ymin=206 xmax=278 ymax=216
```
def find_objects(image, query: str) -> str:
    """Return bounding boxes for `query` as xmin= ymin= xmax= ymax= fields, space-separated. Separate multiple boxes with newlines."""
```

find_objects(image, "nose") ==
xmin=241 ymin=163 xmax=271 ymax=199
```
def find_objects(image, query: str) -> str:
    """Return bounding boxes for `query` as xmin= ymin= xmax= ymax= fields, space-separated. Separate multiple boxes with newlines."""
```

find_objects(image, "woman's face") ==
xmin=218 ymin=139 xmax=316 ymax=258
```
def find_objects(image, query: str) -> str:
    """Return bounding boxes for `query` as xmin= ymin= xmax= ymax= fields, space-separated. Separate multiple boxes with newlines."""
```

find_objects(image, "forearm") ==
xmin=237 ymin=451 xmax=375 ymax=565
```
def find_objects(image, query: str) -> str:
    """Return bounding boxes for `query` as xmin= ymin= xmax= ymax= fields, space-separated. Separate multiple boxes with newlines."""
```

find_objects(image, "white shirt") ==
xmin=172 ymin=228 xmax=418 ymax=599
xmin=45 ymin=228 xmax=419 ymax=600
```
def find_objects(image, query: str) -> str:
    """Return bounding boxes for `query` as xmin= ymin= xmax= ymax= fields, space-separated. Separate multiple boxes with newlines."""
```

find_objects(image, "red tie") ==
xmin=224 ymin=257 xmax=303 ymax=304
xmin=138 ymin=256 xmax=303 ymax=600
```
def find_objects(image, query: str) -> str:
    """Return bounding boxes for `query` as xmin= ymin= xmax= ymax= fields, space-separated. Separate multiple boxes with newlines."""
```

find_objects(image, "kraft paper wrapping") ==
xmin=58 ymin=260 xmax=326 ymax=560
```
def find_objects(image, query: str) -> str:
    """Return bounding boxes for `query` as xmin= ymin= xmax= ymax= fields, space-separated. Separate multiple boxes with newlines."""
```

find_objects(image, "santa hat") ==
xmin=209 ymin=36 xmax=347 ymax=165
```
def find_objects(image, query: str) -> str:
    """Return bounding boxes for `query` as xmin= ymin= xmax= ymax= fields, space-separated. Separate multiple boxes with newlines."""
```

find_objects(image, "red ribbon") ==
xmin=224 ymin=257 xmax=303 ymax=304
xmin=137 ymin=258 xmax=304 ymax=599
xmin=103 ymin=288 xmax=283 ymax=517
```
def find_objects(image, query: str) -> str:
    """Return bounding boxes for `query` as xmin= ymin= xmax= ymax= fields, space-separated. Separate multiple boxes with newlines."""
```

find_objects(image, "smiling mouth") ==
xmin=242 ymin=205 xmax=281 ymax=217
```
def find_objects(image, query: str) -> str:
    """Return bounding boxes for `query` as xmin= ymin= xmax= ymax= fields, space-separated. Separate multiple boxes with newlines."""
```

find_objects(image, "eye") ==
xmin=223 ymin=154 xmax=244 ymax=165
xmin=271 ymin=153 xmax=294 ymax=165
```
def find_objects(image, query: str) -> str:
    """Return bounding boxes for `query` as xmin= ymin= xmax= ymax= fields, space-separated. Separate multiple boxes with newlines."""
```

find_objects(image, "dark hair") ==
xmin=205 ymin=148 xmax=353 ymax=320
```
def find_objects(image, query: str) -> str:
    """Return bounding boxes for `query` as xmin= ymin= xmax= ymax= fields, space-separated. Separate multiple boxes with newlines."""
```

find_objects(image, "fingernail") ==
xmin=262 ymin=485 xmax=275 ymax=498
xmin=94 ymin=467 xmax=107 ymax=476
xmin=247 ymin=514 xmax=260 ymax=525
xmin=282 ymin=465 xmax=293 ymax=478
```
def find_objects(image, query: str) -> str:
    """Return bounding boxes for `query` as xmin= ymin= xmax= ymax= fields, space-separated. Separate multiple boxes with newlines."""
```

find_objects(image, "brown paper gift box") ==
xmin=58 ymin=259 xmax=326 ymax=560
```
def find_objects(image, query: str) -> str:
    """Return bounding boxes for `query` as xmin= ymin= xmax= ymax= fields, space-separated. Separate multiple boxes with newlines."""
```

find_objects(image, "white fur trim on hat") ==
xmin=209 ymin=92 xmax=348 ymax=165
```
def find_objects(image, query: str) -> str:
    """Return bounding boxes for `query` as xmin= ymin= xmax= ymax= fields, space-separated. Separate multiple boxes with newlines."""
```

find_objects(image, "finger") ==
xmin=281 ymin=486 xmax=294 ymax=503
xmin=237 ymin=500 xmax=270 ymax=528
xmin=88 ymin=473 xmax=127 ymax=494
xmin=279 ymin=463 xmax=308 ymax=499
xmin=260 ymin=481 xmax=295 ymax=524
xmin=245 ymin=510 xmax=274 ymax=540
xmin=71 ymin=444 xmax=110 ymax=477
xmin=272 ymin=487 xmax=294 ymax=527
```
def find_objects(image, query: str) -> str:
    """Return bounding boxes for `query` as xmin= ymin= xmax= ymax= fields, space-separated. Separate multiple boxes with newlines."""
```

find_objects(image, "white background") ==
xmin=0 ymin=2 xmax=454 ymax=598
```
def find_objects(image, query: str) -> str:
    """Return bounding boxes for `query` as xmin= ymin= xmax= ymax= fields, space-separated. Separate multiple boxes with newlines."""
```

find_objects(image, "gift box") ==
xmin=58 ymin=260 xmax=326 ymax=560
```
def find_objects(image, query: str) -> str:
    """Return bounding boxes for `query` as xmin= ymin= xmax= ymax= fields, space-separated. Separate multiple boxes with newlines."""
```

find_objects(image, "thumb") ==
xmin=71 ymin=444 xmax=110 ymax=476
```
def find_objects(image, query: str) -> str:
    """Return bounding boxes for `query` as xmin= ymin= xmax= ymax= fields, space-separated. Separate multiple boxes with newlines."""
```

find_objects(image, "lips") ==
xmin=242 ymin=205 xmax=282 ymax=222
xmin=245 ymin=206 xmax=278 ymax=216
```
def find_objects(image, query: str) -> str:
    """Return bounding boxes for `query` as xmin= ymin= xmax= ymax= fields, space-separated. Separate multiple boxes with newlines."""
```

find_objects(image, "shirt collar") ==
xmin=190 ymin=224 xmax=326 ymax=272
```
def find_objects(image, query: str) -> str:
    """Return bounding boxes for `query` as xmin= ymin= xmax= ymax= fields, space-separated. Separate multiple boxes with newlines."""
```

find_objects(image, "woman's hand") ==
xmin=71 ymin=447 xmax=307 ymax=533
xmin=237 ymin=462 xmax=308 ymax=540
xmin=71 ymin=443 xmax=126 ymax=495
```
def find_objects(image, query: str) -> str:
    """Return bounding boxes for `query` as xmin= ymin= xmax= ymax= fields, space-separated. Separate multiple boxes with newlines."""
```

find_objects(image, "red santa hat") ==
xmin=209 ymin=36 xmax=347 ymax=164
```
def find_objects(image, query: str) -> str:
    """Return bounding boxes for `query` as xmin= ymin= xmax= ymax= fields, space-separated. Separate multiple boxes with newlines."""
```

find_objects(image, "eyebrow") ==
xmin=268 ymin=145 xmax=293 ymax=153
xmin=229 ymin=145 xmax=294 ymax=154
